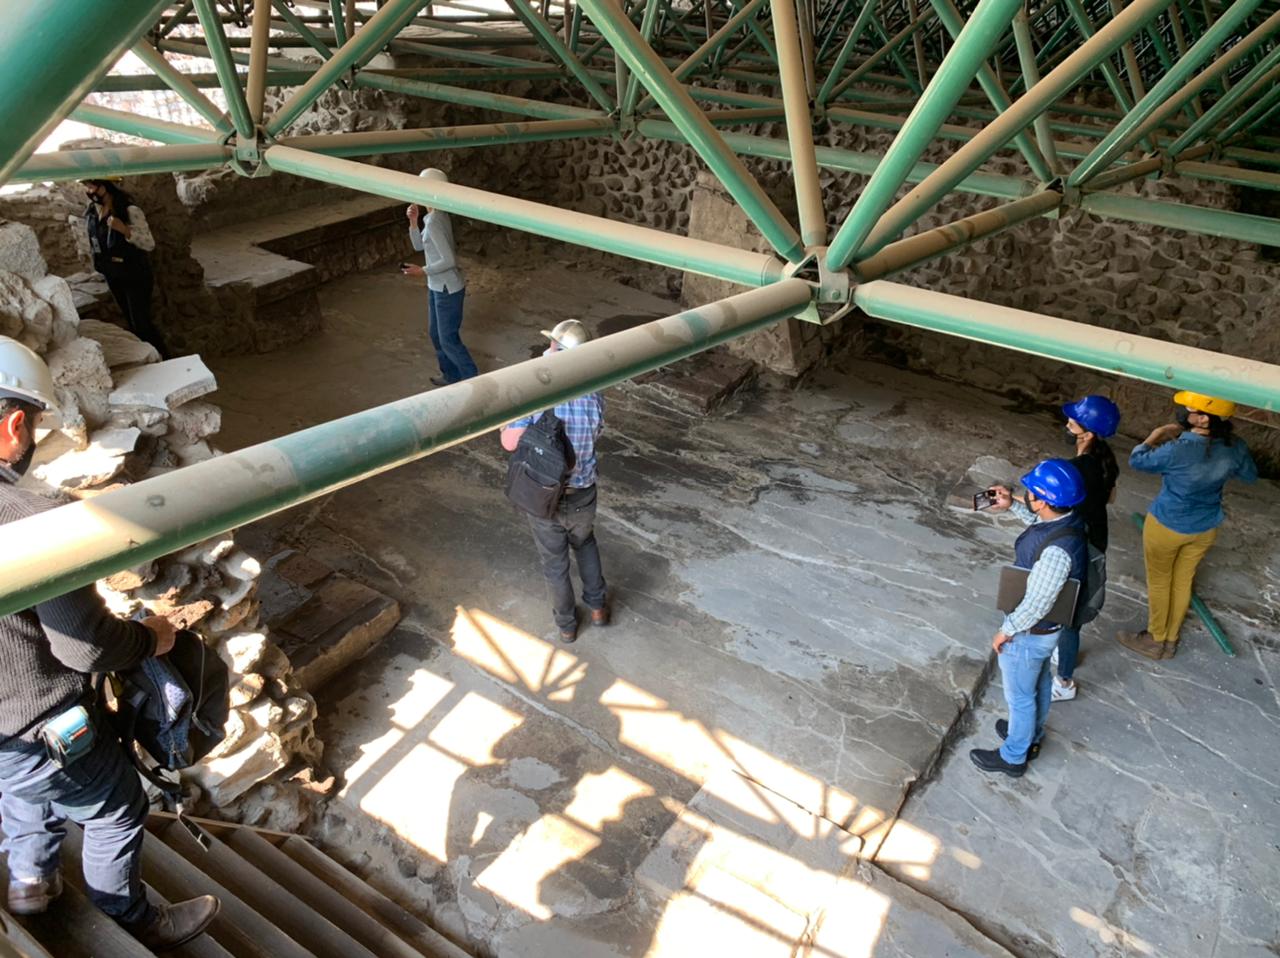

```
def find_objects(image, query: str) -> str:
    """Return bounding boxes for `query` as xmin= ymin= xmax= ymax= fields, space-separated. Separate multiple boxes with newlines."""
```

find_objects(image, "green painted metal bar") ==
xmin=354 ymin=71 xmax=607 ymax=120
xmin=271 ymin=0 xmax=336 ymax=59
xmin=1111 ymin=0 xmax=1148 ymax=103
xmin=1059 ymin=0 xmax=1141 ymax=132
xmin=638 ymin=118 xmax=1031 ymax=198
xmin=131 ymin=41 xmax=236 ymax=138
xmin=1142 ymin=19 xmax=1198 ymax=123
xmin=160 ymin=0 xmax=197 ymax=37
xmin=856 ymin=0 xmax=1170 ymax=261
xmin=868 ymin=14 xmax=923 ymax=93
xmin=816 ymin=0 xmax=882 ymax=106
xmin=505 ymin=0 xmax=616 ymax=111
xmin=1126 ymin=19 xmax=1280 ymax=156
xmin=570 ymin=1 xmax=585 ymax=48
xmin=578 ymin=0 xmax=805 ymax=261
xmin=71 ymin=103 xmax=227 ymax=146
xmin=1174 ymin=160 xmax=1280 ymax=191
xmin=265 ymin=145 xmax=786 ymax=284
xmin=11 ymin=144 xmax=233 ymax=184
xmin=771 ymin=0 xmax=827 ymax=247
xmin=275 ymin=117 xmax=616 ymax=156
xmin=1081 ymin=191 xmax=1280 ymax=247
xmin=268 ymin=0 xmax=427 ymax=135
xmin=0 ymin=0 xmax=172 ymax=186
xmin=1240 ymin=96 xmax=1280 ymax=137
xmin=824 ymin=6 xmax=933 ymax=102
xmin=194 ymin=0 xmax=257 ymax=139
xmin=1168 ymin=45 xmax=1280 ymax=154
xmin=826 ymin=0 xmax=1025 ymax=269
xmin=1011 ymin=9 xmax=1061 ymax=174
xmin=624 ymin=0 xmax=665 ymax=115
xmin=1216 ymin=81 xmax=1280 ymax=143
xmin=854 ymin=189 xmax=1063 ymax=280
xmin=815 ymin=0 xmax=857 ymax=63
xmin=1068 ymin=0 xmax=1268 ymax=186
xmin=652 ymin=0 xmax=769 ymax=92
xmin=1130 ymin=513 xmax=1235 ymax=656
xmin=329 ymin=0 xmax=349 ymax=45
xmin=853 ymin=281 xmax=1280 ymax=411
xmin=929 ymin=0 xmax=1050 ymax=182
xmin=0 ymin=278 xmax=811 ymax=617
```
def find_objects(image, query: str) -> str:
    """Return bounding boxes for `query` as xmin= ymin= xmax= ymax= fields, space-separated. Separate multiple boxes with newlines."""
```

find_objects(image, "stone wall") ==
xmin=0 ymin=222 xmax=321 ymax=813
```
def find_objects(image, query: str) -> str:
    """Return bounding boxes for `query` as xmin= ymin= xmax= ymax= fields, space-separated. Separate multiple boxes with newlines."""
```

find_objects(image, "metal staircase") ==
xmin=0 ymin=816 xmax=471 ymax=958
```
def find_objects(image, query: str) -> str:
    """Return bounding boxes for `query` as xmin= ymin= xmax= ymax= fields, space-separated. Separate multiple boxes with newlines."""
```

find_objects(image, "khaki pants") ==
xmin=1143 ymin=513 xmax=1217 ymax=644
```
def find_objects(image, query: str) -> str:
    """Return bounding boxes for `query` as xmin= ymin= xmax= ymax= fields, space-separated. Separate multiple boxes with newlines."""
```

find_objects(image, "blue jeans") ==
xmin=1056 ymin=625 xmax=1081 ymax=681
xmin=998 ymin=629 xmax=1059 ymax=764
xmin=428 ymin=287 xmax=477 ymax=382
xmin=0 ymin=722 xmax=153 ymax=925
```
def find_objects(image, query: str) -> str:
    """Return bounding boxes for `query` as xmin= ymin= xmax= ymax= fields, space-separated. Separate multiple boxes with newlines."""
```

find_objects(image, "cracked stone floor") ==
xmin=209 ymin=249 xmax=1280 ymax=958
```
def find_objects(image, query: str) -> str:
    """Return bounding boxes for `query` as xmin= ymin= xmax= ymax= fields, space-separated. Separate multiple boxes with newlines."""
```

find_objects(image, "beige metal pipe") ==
xmin=771 ymin=0 xmax=827 ymax=248
xmin=247 ymin=0 xmax=274 ymax=124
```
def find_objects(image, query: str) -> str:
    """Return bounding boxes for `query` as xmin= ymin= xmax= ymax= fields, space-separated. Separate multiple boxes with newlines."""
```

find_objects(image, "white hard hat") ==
xmin=0 ymin=337 xmax=60 ymax=428
xmin=540 ymin=319 xmax=591 ymax=350
xmin=418 ymin=168 xmax=449 ymax=183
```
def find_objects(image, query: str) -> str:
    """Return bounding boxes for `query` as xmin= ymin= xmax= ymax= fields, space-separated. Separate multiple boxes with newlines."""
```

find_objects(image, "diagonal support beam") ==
xmin=1167 ymin=38 xmax=1280 ymax=155
xmin=771 ymin=0 xmax=827 ymax=246
xmin=853 ymin=0 xmax=1169 ymax=261
xmin=816 ymin=0 xmax=881 ymax=106
xmin=194 ymin=0 xmax=257 ymax=139
xmin=247 ymin=0 xmax=274 ymax=124
xmin=271 ymin=0 xmax=336 ymax=59
xmin=1010 ymin=9 xmax=1061 ymax=174
xmin=11 ymin=144 xmax=233 ymax=184
xmin=0 ymin=0 xmax=172 ymax=185
xmin=506 ymin=0 xmax=615 ymax=111
xmin=578 ymin=0 xmax=805 ymax=260
xmin=132 ymin=41 xmax=236 ymax=138
xmin=71 ymin=102 xmax=227 ymax=145
xmin=1068 ymin=0 xmax=1269 ymax=186
xmin=825 ymin=0 xmax=1025 ymax=269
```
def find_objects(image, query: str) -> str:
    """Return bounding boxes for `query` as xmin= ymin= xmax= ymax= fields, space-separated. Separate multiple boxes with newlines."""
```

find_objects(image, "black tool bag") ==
xmin=504 ymin=410 xmax=576 ymax=519
xmin=104 ymin=629 xmax=230 ymax=793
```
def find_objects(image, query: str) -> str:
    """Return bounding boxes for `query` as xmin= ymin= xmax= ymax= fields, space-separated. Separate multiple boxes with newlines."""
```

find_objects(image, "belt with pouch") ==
xmin=1028 ymin=623 xmax=1063 ymax=635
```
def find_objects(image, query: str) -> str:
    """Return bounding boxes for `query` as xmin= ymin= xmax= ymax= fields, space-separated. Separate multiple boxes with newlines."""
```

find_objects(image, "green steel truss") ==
xmin=0 ymin=0 xmax=1278 ymax=606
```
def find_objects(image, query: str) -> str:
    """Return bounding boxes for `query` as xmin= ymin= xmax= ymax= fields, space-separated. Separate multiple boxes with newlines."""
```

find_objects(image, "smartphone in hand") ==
xmin=973 ymin=489 xmax=996 ymax=511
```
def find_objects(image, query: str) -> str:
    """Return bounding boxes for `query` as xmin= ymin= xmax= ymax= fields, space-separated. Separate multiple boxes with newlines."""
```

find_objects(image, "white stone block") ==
xmin=109 ymin=355 xmax=217 ymax=411
xmin=0 ymin=222 xmax=46 ymax=283
xmin=31 ymin=275 xmax=79 ymax=348
xmin=189 ymin=729 xmax=290 ymax=806
xmin=33 ymin=426 xmax=140 ymax=489
xmin=78 ymin=318 xmax=159 ymax=369
xmin=165 ymin=400 xmax=221 ymax=445
xmin=47 ymin=338 xmax=112 ymax=426
xmin=173 ymin=439 xmax=214 ymax=466
xmin=218 ymin=630 xmax=271 ymax=675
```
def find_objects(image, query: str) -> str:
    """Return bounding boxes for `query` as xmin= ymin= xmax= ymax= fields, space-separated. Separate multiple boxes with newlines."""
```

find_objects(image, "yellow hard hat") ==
xmin=1173 ymin=391 xmax=1236 ymax=418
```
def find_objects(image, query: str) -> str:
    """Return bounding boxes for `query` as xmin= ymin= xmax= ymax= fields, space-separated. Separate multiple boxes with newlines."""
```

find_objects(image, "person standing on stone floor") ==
xmin=0 ymin=337 xmax=219 ymax=949
xmin=1117 ymin=391 xmax=1256 ymax=661
xmin=402 ymin=168 xmax=478 ymax=387
xmin=500 ymin=320 xmax=609 ymax=643
xmin=81 ymin=178 xmax=168 ymax=359
xmin=1047 ymin=395 xmax=1121 ymax=703
xmin=971 ymin=459 xmax=1087 ymax=778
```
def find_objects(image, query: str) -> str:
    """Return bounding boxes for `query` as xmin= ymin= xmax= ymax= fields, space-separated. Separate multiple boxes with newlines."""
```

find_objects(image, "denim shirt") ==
xmin=1130 ymin=432 xmax=1257 ymax=534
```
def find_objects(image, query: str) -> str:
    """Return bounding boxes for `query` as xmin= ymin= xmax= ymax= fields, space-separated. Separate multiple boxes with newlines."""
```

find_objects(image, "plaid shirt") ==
xmin=509 ymin=392 xmax=605 ymax=488
xmin=1002 ymin=500 xmax=1073 ymax=635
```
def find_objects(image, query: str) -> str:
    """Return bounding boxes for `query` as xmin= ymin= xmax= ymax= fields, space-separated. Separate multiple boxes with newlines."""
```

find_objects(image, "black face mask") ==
xmin=0 ymin=440 xmax=35 ymax=483
xmin=1175 ymin=409 xmax=1194 ymax=430
xmin=1063 ymin=427 xmax=1079 ymax=447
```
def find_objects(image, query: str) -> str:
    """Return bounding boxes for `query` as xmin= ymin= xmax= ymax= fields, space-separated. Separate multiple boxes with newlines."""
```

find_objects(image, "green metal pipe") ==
xmin=193 ymin=0 xmax=257 ymax=140
xmin=10 ymin=144 xmax=233 ymax=185
xmin=1067 ymin=0 xmax=1268 ymax=186
xmin=816 ymin=0 xmax=881 ymax=106
xmin=268 ymin=0 xmax=427 ymax=135
xmin=1173 ymin=160 xmax=1280 ymax=192
xmin=578 ymin=0 xmax=805 ymax=261
xmin=0 ymin=279 xmax=812 ymax=616
xmin=1169 ymin=47 xmax=1280 ymax=154
xmin=824 ymin=7 xmax=934 ymax=102
xmin=506 ymin=0 xmax=616 ymax=111
xmin=329 ymin=0 xmax=349 ymax=45
xmin=771 ymin=0 xmax=827 ymax=247
xmin=853 ymin=280 xmax=1280 ymax=411
xmin=0 ymin=0 xmax=172 ymax=186
xmin=1011 ymin=9 xmax=1061 ymax=175
xmin=1216 ymin=80 xmax=1280 ymax=143
xmin=853 ymin=190 xmax=1063 ymax=281
xmin=624 ymin=0 xmax=664 ymax=115
xmin=271 ymin=0 xmax=336 ymax=59
xmin=161 ymin=0 xmax=197 ymax=37
xmin=1081 ymin=189 xmax=1280 ymax=248
xmin=1129 ymin=513 xmax=1234 ymax=656
xmin=132 ymin=42 xmax=236 ymax=138
xmin=264 ymin=145 xmax=785 ymax=285
xmin=1240 ymin=97 xmax=1280 ymax=138
xmin=354 ymin=71 xmax=607 ymax=120
xmin=1055 ymin=0 xmax=1142 ymax=141
xmin=275 ymin=117 xmax=616 ymax=156
xmin=856 ymin=0 xmax=1169 ymax=261
xmin=70 ymin=103 xmax=226 ymax=146
xmin=928 ymin=0 xmax=1051 ymax=182
xmin=869 ymin=14 xmax=923 ymax=92
xmin=825 ymin=0 xmax=1025 ymax=269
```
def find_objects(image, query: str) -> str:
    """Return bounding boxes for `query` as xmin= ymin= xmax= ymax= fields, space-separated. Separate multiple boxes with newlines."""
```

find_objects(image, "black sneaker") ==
xmin=995 ymin=718 xmax=1041 ymax=761
xmin=969 ymin=747 xmax=1026 ymax=778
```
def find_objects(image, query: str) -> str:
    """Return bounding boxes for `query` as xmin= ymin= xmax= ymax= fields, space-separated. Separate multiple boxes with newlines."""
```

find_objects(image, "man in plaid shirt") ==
xmin=501 ymin=320 xmax=609 ymax=642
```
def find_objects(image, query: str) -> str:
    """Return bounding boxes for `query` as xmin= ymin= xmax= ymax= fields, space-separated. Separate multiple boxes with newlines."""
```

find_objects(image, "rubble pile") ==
xmin=0 ymin=217 xmax=320 ymax=809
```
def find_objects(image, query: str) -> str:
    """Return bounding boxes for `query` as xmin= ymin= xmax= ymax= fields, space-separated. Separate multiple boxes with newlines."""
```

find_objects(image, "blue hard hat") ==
xmin=1021 ymin=458 xmax=1085 ymax=508
xmin=1061 ymin=395 xmax=1120 ymax=438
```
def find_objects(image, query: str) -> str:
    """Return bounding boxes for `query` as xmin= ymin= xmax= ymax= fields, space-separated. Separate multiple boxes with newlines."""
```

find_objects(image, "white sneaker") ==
xmin=1052 ymin=677 xmax=1077 ymax=702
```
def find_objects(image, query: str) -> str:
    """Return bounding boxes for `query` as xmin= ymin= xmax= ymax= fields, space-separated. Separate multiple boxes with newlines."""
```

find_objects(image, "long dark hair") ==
xmin=84 ymin=180 xmax=136 ymax=223
xmin=1205 ymin=414 xmax=1235 ymax=447
xmin=1085 ymin=434 xmax=1119 ymax=492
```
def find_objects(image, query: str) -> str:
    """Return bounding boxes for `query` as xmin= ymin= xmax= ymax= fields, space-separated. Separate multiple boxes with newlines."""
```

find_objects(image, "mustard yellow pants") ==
xmin=1143 ymin=513 xmax=1217 ymax=645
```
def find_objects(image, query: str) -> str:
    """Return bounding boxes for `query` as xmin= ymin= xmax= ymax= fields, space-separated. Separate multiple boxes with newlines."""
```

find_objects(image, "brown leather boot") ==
xmin=7 ymin=872 xmax=62 ymax=915
xmin=1116 ymin=630 xmax=1164 ymax=660
xmin=1161 ymin=638 xmax=1180 ymax=659
xmin=127 ymin=896 xmax=220 ymax=952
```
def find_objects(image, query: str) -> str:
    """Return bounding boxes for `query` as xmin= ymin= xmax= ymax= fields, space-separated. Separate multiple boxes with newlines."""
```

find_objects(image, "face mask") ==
xmin=1 ymin=439 xmax=35 ymax=481
xmin=1063 ymin=427 xmax=1079 ymax=447
xmin=1175 ymin=408 xmax=1193 ymax=430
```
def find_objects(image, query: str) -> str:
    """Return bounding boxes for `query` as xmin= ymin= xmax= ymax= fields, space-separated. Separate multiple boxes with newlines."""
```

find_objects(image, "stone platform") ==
xmin=210 ymin=249 xmax=1280 ymax=958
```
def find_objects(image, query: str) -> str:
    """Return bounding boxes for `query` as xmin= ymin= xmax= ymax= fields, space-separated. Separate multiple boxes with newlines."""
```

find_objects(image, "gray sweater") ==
xmin=409 ymin=210 xmax=465 ymax=293
xmin=0 ymin=479 xmax=155 ymax=747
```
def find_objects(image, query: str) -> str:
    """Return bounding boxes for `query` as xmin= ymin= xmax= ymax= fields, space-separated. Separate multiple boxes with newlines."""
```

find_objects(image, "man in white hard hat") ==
xmin=402 ymin=168 xmax=478 ymax=386
xmin=0 ymin=337 xmax=219 ymax=948
xmin=500 ymin=320 xmax=609 ymax=642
